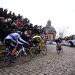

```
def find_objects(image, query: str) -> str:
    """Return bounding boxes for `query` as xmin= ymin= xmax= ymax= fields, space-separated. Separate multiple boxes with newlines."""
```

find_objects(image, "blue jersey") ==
xmin=5 ymin=33 xmax=26 ymax=44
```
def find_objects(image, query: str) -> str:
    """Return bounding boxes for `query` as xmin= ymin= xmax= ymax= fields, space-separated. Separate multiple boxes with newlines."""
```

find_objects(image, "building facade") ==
xmin=43 ymin=20 xmax=56 ymax=41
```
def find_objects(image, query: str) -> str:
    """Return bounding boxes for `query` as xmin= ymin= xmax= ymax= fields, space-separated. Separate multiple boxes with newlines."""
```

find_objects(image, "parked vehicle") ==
xmin=61 ymin=41 xmax=70 ymax=46
xmin=68 ymin=39 xmax=75 ymax=47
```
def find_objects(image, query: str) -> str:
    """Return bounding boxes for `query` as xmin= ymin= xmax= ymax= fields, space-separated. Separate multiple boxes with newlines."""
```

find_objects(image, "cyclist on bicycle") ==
xmin=55 ymin=37 xmax=62 ymax=52
xmin=32 ymin=34 xmax=47 ymax=55
xmin=4 ymin=31 xmax=29 ymax=63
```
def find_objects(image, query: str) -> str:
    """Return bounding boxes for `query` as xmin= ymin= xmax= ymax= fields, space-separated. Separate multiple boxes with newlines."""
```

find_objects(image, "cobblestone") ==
xmin=0 ymin=45 xmax=75 ymax=75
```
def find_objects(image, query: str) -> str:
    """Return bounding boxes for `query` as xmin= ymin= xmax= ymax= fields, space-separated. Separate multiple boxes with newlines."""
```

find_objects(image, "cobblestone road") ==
xmin=0 ymin=45 xmax=75 ymax=75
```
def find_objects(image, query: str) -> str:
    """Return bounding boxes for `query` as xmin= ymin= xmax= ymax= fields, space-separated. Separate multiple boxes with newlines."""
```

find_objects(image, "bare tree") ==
xmin=58 ymin=26 xmax=68 ymax=38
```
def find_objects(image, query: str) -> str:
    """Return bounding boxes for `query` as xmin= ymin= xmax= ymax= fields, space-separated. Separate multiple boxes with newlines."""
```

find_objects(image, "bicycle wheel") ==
xmin=29 ymin=47 xmax=36 ymax=58
xmin=40 ymin=45 xmax=47 ymax=55
xmin=20 ymin=48 xmax=32 ymax=63
xmin=0 ymin=50 xmax=8 ymax=67
xmin=56 ymin=50 xmax=60 ymax=54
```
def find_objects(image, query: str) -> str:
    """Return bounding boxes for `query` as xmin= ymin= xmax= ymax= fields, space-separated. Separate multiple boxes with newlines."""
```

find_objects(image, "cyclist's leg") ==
xmin=56 ymin=43 xmax=60 ymax=54
xmin=4 ymin=39 xmax=17 ymax=63
xmin=18 ymin=43 xmax=27 ymax=56
xmin=60 ymin=45 xmax=63 ymax=53
xmin=4 ymin=39 xmax=11 ymax=62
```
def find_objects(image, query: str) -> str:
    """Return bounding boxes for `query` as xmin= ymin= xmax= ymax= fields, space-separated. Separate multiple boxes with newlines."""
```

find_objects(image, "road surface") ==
xmin=0 ymin=45 xmax=75 ymax=75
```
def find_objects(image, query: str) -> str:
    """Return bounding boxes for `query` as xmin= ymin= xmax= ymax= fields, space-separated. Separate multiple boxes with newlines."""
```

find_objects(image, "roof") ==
xmin=47 ymin=26 xmax=56 ymax=33
xmin=43 ymin=20 xmax=56 ymax=34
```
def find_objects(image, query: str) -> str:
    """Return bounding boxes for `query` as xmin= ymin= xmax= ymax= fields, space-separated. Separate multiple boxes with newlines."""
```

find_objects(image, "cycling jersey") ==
xmin=33 ymin=35 xmax=42 ymax=42
xmin=5 ymin=33 xmax=26 ymax=45
xmin=32 ymin=35 xmax=44 ymax=46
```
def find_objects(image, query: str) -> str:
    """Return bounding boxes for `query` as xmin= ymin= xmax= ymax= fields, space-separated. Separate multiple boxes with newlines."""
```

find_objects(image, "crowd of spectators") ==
xmin=0 ymin=7 xmax=45 ymax=43
xmin=63 ymin=35 xmax=75 ymax=41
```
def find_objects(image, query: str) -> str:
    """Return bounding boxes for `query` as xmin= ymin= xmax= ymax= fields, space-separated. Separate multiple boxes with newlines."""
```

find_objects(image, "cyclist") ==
xmin=4 ymin=31 xmax=29 ymax=63
xmin=55 ymin=38 xmax=63 ymax=54
xmin=32 ymin=34 xmax=47 ymax=55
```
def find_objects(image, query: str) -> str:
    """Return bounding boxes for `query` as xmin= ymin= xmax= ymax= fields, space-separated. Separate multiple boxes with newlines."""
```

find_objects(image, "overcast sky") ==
xmin=0 ymin=0 xmax=75 ymax=36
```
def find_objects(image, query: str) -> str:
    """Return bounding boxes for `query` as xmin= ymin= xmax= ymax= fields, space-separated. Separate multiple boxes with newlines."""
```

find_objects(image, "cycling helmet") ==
xmin=16 ymin=31 xmax=22 ymax=35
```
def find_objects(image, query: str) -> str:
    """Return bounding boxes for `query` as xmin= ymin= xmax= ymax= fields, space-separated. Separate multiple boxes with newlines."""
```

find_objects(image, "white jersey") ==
xmin=5 ymin=33 xmax=26 ymax=44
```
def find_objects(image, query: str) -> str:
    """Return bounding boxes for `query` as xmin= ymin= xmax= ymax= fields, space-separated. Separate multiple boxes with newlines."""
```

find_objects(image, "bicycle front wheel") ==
xmin=0 ymin=50 xmax=8 ymax=67
xmin=29 ymin=47 xmax=37 ymax=58
xmin=20 ymin=49 xmax=32 ymax=63
xmin=40 ymin=45 xmax=47 ymax=55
